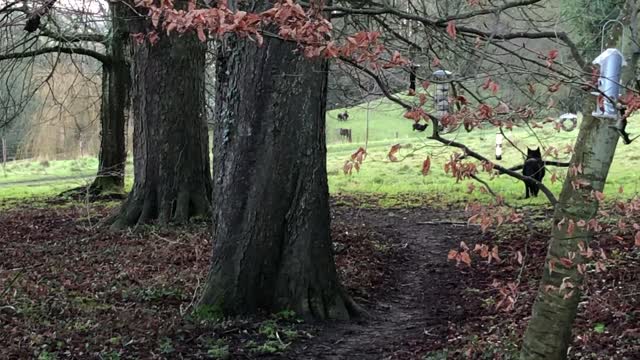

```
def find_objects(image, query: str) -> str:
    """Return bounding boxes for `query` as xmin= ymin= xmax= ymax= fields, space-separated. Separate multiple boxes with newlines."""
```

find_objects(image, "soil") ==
xmin=285 ymin=204 xmax=486 ymax=359
xmin=1 ymin=197 xmax=638 ymax=359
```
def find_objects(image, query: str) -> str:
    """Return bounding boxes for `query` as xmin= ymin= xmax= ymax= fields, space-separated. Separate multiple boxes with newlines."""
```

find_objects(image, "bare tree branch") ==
xmin=0 ymin=46 xmax=110 ymax=64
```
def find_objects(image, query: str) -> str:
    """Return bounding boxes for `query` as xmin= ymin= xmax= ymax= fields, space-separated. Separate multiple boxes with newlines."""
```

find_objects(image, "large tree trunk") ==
xmin=520 ymin=3 xmax=637 ymax=358
xmin=198 ymin=35 xmax=358 ymax=320
xmin=109 ymin=30 xmax=211 ymax=229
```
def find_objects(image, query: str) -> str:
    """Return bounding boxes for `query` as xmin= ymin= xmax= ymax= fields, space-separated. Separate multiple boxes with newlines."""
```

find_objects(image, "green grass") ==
xmin=3 ymin=96 xmax=640 ymax=205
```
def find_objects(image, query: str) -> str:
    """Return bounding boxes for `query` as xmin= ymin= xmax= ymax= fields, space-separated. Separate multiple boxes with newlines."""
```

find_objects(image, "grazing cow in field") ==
xmin=337 ymin=111 xmax=349 ymax=121
xmin=338 ymin=128 xmax=352 ymax=142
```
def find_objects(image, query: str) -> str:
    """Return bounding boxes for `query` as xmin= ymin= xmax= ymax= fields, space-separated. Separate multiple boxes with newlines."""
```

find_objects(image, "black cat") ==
xmin=523 ymin=147 xmax=545 ymax=198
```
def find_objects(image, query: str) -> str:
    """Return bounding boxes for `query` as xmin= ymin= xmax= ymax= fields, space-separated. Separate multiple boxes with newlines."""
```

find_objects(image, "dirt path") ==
xmin=0 ymin=174 xmax=95 ymax=188
xmin=286 ymin=206 xmax=481 ymax=359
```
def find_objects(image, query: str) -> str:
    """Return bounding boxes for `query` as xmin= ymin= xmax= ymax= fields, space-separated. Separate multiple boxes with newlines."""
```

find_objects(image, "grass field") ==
xmin=3 ymin=96 xmax=640 ymax=205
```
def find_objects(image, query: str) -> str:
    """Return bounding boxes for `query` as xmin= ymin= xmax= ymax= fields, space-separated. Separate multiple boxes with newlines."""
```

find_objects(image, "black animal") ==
xmin=413 ymin=122 xmax=428 ymax=132
xmin=337 ymin=111 xmax=349 ymax=121
xmin=523 ymin=147 xmax=545 ymax=198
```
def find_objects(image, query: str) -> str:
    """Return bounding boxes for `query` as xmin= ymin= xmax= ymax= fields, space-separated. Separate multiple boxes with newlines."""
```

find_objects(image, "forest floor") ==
xmin=0 ymin=195 xmax=638 ymax=359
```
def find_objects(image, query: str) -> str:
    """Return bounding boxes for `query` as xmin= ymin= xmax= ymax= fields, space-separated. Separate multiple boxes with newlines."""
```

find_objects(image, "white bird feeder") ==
xmin=591 ymin=20 xmax=627 ymax=119
xmin=495 ymin=132 xmax=504 ymax=160
xmin=592 ymin=48 xmax=626 ymax=119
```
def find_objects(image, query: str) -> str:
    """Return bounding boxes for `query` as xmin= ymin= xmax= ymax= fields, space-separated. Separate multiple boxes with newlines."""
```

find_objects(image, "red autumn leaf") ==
xmin=546 ymin=49 xmax=559 ymax=67
xmin=323 ymin=41 xmax=340 ymax=58
xmin=459 ymin=251 xmax=472 ymax=266
xmin=131 ymin=33 xmax=146 ymax=45
xmin=151 ymin=9 xmax=161 ymax=28
xmin=447 ymin=249 xmax=459 ymax=260
xmin=388 ymin=144 xmax=401 ymax=162
xmin=432 ymin=57 xmax=441 ymax=67
xmin=482 ymin=77 xmax=492 ymax=90
xmin=516 ymin=251 xmax=523 ymax=265
xmin=421 ymin=80 xmax=431 ymax=90
xmin=446 ymin=21 xmax=457 ymax=40
xmin=468 ymin=0 xmax=480 ymax=6
xmin=593 ymin=191 xmax=605 ymax=202
xmin=548 ymin=83 xmax=561 ymax=93
xmin=494 ymin=102 xmax=510 ymax=114
xmin=491 ymin=246 xmax=501 ymax=262
xmin=597 ymin=95 xmax=605 ymax=111
xmin=559 ymin=257 xmax=573 ymax=267
xmin=460 ymin=241 xmax=470 ymax=251
xmin=490 ymin=82 xmax=499 ymax=94
xmin=343 ymin=160 xmax=353 ymax=175
xmin=474 ymin=36 xmax=482 ymax=48
xmin=456 ymin=95 xmax=468 ymax=105
xmin=419 ymin=93 xmax=428 ymax=106
xmin=567 ymin=219 xmax=575 ymax=236
xmin=148 ymin=31 xmax=159 ymax=45
xmin=351 ymin=147 xmax=366 ymax=162
xmin=422 ymin=157 xmax=431 ymax=176
xmin=466 ymin=182 xmax=475 ymax=193
xmin=197 ymin=26 xmax=207 ymax=42
xmin=635 ymin=232 xmax=640 ymax=247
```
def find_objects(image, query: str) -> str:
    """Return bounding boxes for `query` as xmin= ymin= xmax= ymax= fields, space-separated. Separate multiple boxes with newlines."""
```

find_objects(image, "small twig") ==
xmin=0 ymin=270 xmax=23 ymax=298
xmin=417 ymin=220 xmax=477 ymax=226
xmin=151 ymin=231 xmax=185 ymax=246
xmin=180 ymin=276 xmax=201 ymax=316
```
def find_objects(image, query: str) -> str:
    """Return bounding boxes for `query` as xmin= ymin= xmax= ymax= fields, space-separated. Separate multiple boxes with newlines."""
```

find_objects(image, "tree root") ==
xmin=106 ymin=186 xmax=210 ymax=231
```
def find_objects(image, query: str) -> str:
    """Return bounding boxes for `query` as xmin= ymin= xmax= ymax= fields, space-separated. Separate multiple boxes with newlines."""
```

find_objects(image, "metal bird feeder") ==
xmin=592 ymin=20 xmax=627 ymax=119
xmin=433 ymin=70 xmax=452 ymax=119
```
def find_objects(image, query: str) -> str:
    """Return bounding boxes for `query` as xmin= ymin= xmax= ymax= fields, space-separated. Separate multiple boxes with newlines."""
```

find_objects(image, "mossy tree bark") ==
xmin=199 ymin=27 xmax=358 ymax=319
xmin=109 ymin=24 xmax=211 ymax=229
xmin=520 ymin=2 xmax=638 ymax=358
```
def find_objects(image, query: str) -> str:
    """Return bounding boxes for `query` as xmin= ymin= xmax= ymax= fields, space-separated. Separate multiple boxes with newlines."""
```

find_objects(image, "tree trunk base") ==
xmin=58 ymin=176 xmax=126 ymax=202
xmin=106 ymin=183 xmax=210 ymax=230
xmin=198 ymin=279 xmax=364 ymax=321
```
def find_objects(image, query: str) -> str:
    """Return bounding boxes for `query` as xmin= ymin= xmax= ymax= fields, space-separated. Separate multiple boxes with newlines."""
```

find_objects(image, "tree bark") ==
xmin=198 ymin=35 xmax=358 ymax=320
xmin=109 ymin=29 xmax=211 ymax=228
xmin=89 ymin=4 xmax=130 ymax=198
xmin=520 ymin=2 xmax=638 ymax=358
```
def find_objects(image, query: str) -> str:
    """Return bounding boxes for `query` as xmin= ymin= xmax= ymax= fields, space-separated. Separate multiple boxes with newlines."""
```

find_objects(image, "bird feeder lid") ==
xmin=559 ymin=113 xmax=577 ymax=119
xmin=592 ymin=48 xmax=626 ymax=66
xmin=432 ymin=70 xmax=452 ymax=77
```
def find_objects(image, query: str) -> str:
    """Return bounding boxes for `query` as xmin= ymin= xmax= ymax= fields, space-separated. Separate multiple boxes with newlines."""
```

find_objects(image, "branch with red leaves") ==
xmin=430 ymin=132 xmax=558 ymax=206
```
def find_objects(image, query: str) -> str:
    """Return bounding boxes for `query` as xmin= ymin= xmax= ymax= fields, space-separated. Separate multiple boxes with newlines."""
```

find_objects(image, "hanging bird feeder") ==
xmin=592 ymin=20 xmax=626 ymax=119
xmin=432 ymin=70 xmax=452 ymax=119
xmin=495 ymin=132 xmax=504 ymax=160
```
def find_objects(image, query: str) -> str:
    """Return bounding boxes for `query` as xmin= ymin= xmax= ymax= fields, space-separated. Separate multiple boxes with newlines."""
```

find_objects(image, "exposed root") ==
xmin=57 ymin=182 xmax=126 ymax=203
xmin=107 ymin=188 xmax=210 ymax=231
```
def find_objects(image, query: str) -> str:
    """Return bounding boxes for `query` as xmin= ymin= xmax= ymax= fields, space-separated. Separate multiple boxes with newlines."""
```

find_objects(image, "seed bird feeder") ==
xmin=592 ymin=20 xmax=627 ymax=119
xmin=433 ymin=70 xmax=452 ymax=119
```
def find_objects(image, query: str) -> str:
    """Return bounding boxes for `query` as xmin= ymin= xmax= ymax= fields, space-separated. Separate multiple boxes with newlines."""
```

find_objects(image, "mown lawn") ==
xmin=3 ymin=96 xmax=640 ymax=204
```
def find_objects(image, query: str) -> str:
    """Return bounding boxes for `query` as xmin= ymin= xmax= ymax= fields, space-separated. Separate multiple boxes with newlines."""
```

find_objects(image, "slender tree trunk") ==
xmin=521 ymin=3 xmax=638 ymax=358
xmin=90 ymin=53 xmax=129 ymax=197
xmin=109 ymin=28 xmax=211 ymax=228
xmin=199 ymin=32 xmax=358 ymax=320
xmin=1 ymin=137 xmax=6 ymax=171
